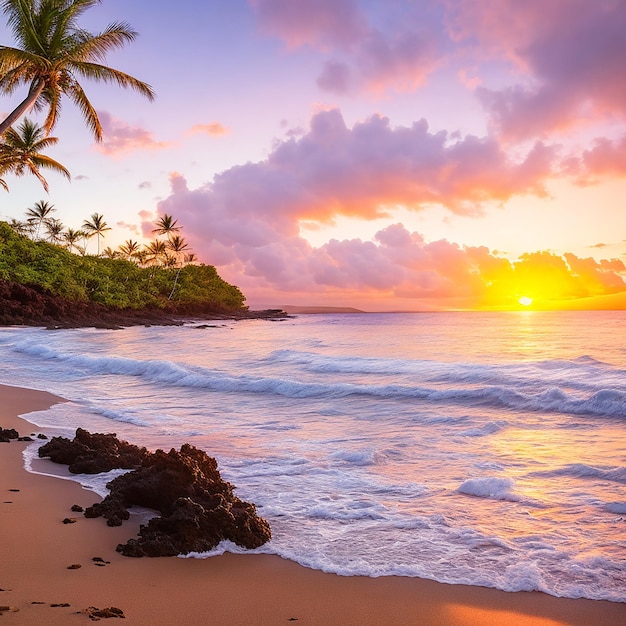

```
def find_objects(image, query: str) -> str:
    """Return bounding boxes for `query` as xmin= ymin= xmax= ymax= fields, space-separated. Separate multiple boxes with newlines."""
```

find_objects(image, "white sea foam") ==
xmin=457 ymin=477 xmax=521 ymax=501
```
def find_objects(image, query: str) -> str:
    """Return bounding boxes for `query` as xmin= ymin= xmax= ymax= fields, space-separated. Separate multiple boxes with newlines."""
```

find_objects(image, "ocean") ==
xmin=0 ymin=311 xmax=624 ymax=602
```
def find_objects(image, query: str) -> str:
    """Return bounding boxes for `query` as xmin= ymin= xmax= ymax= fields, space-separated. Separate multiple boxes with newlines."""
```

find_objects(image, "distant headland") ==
xmin=279 ymin=305 xmax=367 ymax=314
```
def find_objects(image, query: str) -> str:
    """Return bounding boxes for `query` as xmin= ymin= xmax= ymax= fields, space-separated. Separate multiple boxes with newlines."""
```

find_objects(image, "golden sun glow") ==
xmin=518 ymin=296 xmax=533 ymax=306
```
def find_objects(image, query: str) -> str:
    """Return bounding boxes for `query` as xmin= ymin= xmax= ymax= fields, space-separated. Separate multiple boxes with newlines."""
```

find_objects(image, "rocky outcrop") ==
xmin=38 ymin=428 xmax=148 ymax=474
xmin=0 ymin=278 xmax=288 ymax=329
xmin=0 ymin=427 xmax=19 ymax=442
xmin=39 ymin=429 xmax=271 ymax=556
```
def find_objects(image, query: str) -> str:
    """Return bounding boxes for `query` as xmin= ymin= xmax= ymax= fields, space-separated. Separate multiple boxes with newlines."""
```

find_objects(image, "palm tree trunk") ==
xmin=168 ymin=267 xmax=182 ymax=300
xmin=0 ymin=79 xmax=45 ymax=137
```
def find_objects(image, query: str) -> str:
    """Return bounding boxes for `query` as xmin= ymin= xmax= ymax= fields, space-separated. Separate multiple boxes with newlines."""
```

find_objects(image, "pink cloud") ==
xmin=187 ymin=123 xmax=229 ymax=137
xmin=445 ymin=0 xmax=626 ymax=138
xmin=250 ymin=0 xmax=366 ymax=50
xmin=559 ymin=134 xmax=626 ymax=183
xmin=116 ymin=220 xmax=140 ymax=235
xmin=95 ymin=111 xmax=171 ymax=156
xmin=147 ymin=107 xmax=580 ymax=307
xmin=581 ymin=135 xmax=626 ymax=177
xmin=251 ymin=0 xmax=445 ymax=94
xmin=147 ymin=109 xmax=559 ymax=301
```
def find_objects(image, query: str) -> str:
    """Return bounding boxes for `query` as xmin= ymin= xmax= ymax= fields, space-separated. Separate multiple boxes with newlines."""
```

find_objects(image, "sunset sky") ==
xmin=1 ymin=0 xmax=625 ymax=311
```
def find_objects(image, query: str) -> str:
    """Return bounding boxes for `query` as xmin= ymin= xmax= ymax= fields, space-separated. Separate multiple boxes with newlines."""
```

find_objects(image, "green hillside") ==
xmin=0 ymin=220 xmax=246 ymax=314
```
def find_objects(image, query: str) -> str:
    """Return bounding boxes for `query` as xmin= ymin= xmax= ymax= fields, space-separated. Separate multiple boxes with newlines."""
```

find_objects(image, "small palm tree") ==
xmin=44 ymin=217 xmax=64 ymax=243
xmin=25 ymin=200 xmax=56 ymax=240
xmin=102 ymin=246 xmax=119 ymax=259
xmin=152 ymin=214 xmax=180 ymax=239
xmin=0 ymin=119 xmax=70 ymax=192
xmin=0 ymin=0 xmax=155 ymax=139
xmin=82 ymin=212 xmax=111 ymax=256
xmin=118 ymin=239 xmax=140 ymax=262
xmin=134 ymin=249 xmax=149 ymax=267
xmin=144 ymin=239 xmax=167 ymax=266
xmin=62 ymin=227 xmax=83 ymax=253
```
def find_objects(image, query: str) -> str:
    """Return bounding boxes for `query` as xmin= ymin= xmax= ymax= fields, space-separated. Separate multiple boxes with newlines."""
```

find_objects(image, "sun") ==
xmin=518 ymin=296 xmax=533 ymax=306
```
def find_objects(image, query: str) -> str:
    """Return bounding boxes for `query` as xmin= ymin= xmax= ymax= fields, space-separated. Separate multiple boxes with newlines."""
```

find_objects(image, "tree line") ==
xmin=10 ymin=202 xmax=195 ymax=267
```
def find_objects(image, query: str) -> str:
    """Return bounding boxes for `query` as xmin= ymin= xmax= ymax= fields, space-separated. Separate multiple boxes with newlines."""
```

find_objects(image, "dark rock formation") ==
xmin=0 ymin=278 xmax=287 ymax=329
xmin=38 ymin=428 xmax=148 ymax=474
xmin=40 ymin=429 xmax=271 ymax=557
xmin=0 ymin=428 xmax=19 ymax=442
xmin=88 ymin=444 xmax=272 ymax=557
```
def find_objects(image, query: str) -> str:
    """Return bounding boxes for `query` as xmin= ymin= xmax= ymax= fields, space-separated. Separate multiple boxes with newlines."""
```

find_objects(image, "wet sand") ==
xmin=1 ymin=383 xmax=624 ymax=625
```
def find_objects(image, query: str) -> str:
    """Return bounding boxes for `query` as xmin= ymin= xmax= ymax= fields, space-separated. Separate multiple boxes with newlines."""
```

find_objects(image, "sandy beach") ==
xmin=1 ymin=383 xmax=624 ymax=625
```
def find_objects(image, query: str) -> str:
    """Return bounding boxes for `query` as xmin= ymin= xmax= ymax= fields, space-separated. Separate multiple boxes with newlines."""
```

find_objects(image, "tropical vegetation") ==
xmin=0 ymin=217 xmax=247 ymax=312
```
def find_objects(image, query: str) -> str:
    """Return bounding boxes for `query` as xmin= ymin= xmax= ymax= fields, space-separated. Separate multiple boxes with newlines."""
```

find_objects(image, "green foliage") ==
xmin=0 ymin=220 xmax=247 ymax=312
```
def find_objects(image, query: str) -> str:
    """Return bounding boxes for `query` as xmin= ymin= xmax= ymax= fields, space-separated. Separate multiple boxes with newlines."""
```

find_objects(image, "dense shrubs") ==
xmin=0 ymin=220 xmax=246 ymax=312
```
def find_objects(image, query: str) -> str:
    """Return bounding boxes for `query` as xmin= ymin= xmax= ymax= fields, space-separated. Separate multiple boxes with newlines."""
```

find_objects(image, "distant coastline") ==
xmin=279 ymin=305 xmax=367 ymax=314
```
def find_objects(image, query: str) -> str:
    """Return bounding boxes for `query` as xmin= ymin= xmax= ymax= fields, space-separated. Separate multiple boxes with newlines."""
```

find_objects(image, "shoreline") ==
xmin=1 ymin=384 xmax=625 ymax=625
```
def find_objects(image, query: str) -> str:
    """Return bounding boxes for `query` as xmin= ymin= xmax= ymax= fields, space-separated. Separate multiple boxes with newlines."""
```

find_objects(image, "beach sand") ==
xmin=1 ymin=384 xmax=624 ymax=625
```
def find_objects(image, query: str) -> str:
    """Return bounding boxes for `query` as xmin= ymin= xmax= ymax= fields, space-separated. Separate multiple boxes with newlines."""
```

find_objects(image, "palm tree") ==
xmin=165 ymin=234 xmax=190 ymax=299
xmin=166 ymin=234 xmax=190 ymax=263
xmin=144 ymin=239 xmax=167 ymax=266
xmin=25 ymin=199 xmax=56 ymax=239
xmin=152 ymin=214 xmax=180 ymax=239
xmin=0 ymin=0 xmax=155 ymax=140
xmin=7 ymin=217 xmax=28 ymax=235
xmin=101 ymin=246 xmax=119 ymax=259
xmin=62 ymin=227 xmax=83 ymax=253
xmin=133 ymin=248 xmax=149 ymax=267
xmin=118 ymin=239 xmax=140 ymax=262
xmin=44 ymin=217 xmax=64 ymax=243
xmin=82 ymin=212 xmax=111 ymax=256
xmin=0 ymin=118 xmax=70 ymax=192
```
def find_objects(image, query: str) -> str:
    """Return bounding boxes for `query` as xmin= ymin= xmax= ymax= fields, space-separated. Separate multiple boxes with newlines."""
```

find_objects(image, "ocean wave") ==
xmin=10 ymin=340 xmax=626 ymax=418
xmin=604 ymin=502 xmax=626 ymax=514
xmin=458 ymin=420 xmax=508 ymax=437
xmin=529 ymin=463 xmax=626 ymax=484
xmin=267 ymin=349 xmax=625 ymax=389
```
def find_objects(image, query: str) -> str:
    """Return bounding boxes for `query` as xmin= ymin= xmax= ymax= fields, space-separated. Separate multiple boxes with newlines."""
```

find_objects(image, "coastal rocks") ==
xmin=38 ymin=428 xmax=148 ymax=474
xmin=92 ymin=444 xmax=272 ymax=557
xmin=40 ymin=429 xmax=272 ymax=557
xmin=0 ymin=278 xmax=288 ymax=329
xmin=0 ymin=427 xmax=19 ymax=442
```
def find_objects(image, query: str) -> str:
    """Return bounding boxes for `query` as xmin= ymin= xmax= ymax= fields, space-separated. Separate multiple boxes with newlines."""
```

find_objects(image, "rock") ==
xmin=84 ymin=606 xmax=125 ymax=620
xmin=38 ymin=428 xmax=148 ymax=474
xmin=18 ymin=436 xmax=33 ymax=441
xmin=71 ymin=504 xmax=84 ymax=512
xmin=67 ymin=564 xmax=82 ymax=569
xmin=0 ymin=428 xmax=19 ymax=442
xmin=39 ymin=429 xmax=271 ymax=557
xmin=62 ymin=518 xmax=77 ymax=524
xmin=108 ymin=444 xmax=272 ymax=557
xmin=37 ymin=433 xmax=48 ymax=439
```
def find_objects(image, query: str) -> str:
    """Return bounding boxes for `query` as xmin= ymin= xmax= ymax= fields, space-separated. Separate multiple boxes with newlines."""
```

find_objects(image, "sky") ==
xmin=1 ymin=0 xmax=626 ymax=311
